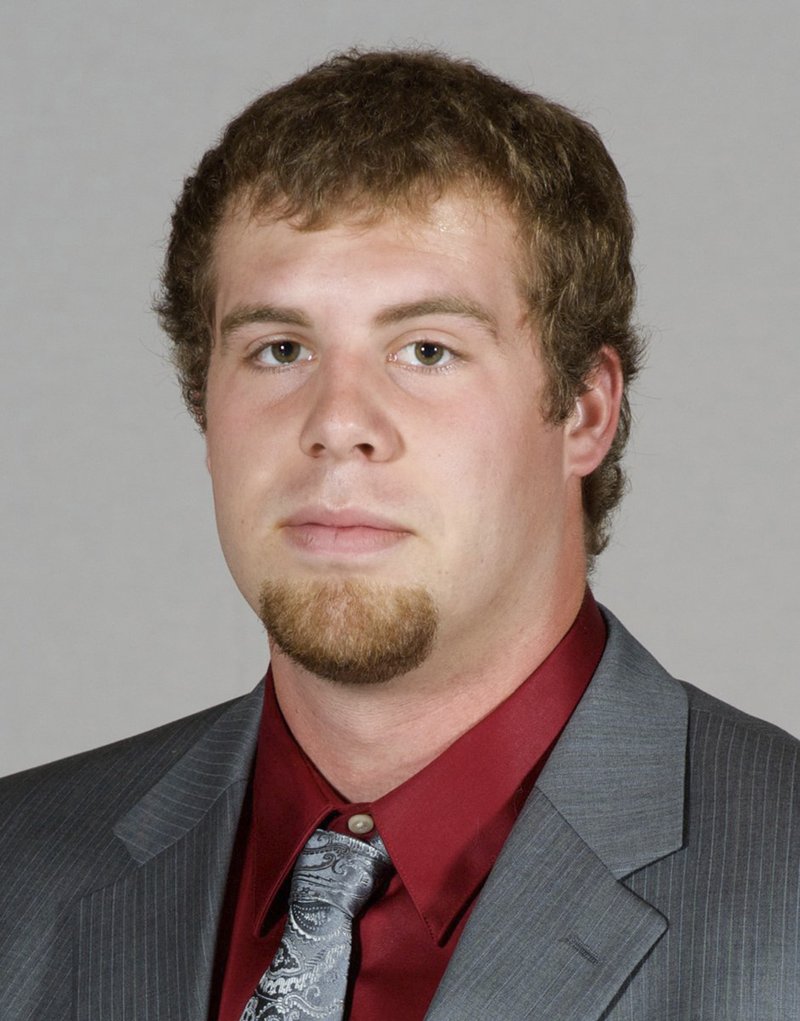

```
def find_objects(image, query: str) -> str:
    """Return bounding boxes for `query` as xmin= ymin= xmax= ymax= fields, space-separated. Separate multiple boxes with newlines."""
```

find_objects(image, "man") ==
xmin=1 ymin=49 xmax=798 ymax=1020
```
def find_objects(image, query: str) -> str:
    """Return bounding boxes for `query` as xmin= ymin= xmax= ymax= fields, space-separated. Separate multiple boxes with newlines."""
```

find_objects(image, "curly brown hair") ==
xmin=156 ymin=49 xmax=643 ymax=557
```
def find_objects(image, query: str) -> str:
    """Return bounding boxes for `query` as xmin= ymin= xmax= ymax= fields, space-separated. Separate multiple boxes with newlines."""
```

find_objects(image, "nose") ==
xmin=298 ymin=360 xmax=403 ymax=462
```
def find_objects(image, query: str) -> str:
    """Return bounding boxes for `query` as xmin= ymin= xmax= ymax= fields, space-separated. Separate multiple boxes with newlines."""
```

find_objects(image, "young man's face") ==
xmin=204 ymin=193 xmax=591 ymax=686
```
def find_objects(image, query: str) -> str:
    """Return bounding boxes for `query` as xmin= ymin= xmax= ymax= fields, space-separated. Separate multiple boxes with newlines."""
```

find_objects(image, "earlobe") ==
xmin=565 ymin=346 xmax=624 ymax=478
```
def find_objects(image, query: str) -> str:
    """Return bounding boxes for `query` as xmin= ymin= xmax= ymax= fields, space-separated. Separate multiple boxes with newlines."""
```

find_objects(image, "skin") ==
xmin=204 ymin=192 xmax=622 ymax=801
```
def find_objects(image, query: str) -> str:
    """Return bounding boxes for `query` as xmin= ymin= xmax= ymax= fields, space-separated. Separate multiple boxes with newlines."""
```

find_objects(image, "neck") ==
xmin=271 ymin=579 xmax=586 ymax=802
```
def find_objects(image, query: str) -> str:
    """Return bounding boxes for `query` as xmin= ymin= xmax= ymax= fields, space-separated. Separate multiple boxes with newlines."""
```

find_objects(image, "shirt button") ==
xmin=347 ymin=812 xmax=375 ymax=835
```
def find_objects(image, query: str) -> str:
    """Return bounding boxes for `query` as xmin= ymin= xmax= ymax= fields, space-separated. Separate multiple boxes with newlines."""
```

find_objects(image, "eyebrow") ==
xmin=219 ymin=304 xmax=312 ymax=344
xmin=218 ymin=294 xmax=499 ymax=345
xmin=373 ymin=296 xmax=498 ymax=336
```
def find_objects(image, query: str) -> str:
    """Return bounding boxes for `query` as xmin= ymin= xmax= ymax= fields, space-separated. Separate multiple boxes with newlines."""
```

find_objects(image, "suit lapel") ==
xmin=425 ymin=788 xmax=668 ymax=1020
xmin=73 ymin=686 xmax=262 ymax=1021
xmin=426 ymin=610 xmax=688 ymax=1021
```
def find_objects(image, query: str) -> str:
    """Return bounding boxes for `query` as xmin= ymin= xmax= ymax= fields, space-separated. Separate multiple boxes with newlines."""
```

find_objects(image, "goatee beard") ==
xmin=258 ymin=578 xmax=438 ymax=685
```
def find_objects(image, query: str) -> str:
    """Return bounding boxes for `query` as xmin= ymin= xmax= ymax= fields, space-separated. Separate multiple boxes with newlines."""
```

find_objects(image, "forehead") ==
xmin=210 ymin=190 xmax=528 ymax=306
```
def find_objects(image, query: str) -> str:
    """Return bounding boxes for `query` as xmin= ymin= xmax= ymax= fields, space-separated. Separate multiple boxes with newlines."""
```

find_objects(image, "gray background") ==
xmin=2 ymin=1 xmax=798 ymax=776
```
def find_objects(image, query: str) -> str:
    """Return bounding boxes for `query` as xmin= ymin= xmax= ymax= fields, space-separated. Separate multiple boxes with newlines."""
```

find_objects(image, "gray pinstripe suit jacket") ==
xmin=2 ymin=609 xmax=799 ymax=1020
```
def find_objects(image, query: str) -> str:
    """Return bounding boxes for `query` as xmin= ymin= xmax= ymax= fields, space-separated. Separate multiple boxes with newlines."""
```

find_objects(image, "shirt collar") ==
xmin=250 ymin=589 xmax=605 ymax=943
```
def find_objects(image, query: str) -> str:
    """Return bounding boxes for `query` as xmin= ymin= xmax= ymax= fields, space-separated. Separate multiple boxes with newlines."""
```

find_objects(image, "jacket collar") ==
xmin=73 ymin=685 xmax=263 ymax=1021
xmin=111 ymin=607 xmax=685 ymax=879
xmin=112 ymin=684 xmax=263 ymax=863
xmin=536 ymin=606 xmax=687 ymax=878
xmin=425 ymin=608 xmax=688 ymax=1021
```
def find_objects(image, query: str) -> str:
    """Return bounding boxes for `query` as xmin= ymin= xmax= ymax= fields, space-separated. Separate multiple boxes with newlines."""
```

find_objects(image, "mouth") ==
xmin=279 ymin=507 xmax=412 ymax=556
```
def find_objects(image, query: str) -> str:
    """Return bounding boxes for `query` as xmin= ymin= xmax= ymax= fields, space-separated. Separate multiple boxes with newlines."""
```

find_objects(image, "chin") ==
xmin=258 ymin=576 xmax=438 ymax=686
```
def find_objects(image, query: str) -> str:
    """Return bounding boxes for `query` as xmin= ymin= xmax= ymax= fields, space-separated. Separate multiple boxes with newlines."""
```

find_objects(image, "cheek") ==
xmin=206 ymin=415 xmax=264 ymax=537
xmin=206 ymin=381 xmax=270 ymax=483
xmin=444 ymin=391 xmax=557 ymax=486
xmin=451 ymin=408 xmax=566 ymax=548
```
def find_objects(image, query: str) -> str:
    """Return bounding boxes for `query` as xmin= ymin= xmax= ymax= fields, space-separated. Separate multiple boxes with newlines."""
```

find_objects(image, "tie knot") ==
xmin=291 ymin=828 xmax=393 ymax=919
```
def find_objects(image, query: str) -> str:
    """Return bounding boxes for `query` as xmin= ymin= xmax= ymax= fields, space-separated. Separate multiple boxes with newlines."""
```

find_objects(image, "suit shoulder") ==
xmin=0 ymin=695 xmax=245 ymax=858
xmin=0 ymin=691 xmax=260 ymax=1018
xmin=682 ymin=678 xmax=800 ymax=751
xmin=679 ymin=680 xmax=800 ymax=819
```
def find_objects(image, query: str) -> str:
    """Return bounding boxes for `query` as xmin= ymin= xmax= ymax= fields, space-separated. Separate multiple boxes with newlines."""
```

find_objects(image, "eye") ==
xmin=254 ymin=340 xmax=313 ymax=367
xmin=393 ymin=341 xmax=457 ymax=368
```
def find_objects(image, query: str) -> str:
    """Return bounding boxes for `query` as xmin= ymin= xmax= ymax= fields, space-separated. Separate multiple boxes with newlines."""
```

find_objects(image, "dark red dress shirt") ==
xmin=216 ymin=591 xmax=606 ymax=1020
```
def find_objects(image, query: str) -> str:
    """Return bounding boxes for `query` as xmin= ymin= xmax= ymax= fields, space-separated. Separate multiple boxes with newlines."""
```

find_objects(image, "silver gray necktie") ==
xmin=241 ymin=827 xmax=393 ymax=1021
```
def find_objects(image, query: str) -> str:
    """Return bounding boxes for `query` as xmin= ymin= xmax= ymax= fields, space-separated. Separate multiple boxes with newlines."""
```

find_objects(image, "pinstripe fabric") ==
xmin=1 ymin=613 xmax=799 ymax=1020
xmin=0 ymin=685 xmax=262 ymax=1020
xmin=424 ymin=788 xmax=668 ymax=1019
xmin=611 ymin=688 xmax=800 ymax=1020
xmin=425 ymin=617 xmax=800 ymax=1020
xmin=74 ymin=782 xmax=246 ymax=1020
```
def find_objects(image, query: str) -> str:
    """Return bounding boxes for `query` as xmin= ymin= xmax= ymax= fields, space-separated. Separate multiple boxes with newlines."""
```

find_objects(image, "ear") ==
xmin=564 ymin=346 xmax=624 ymax=478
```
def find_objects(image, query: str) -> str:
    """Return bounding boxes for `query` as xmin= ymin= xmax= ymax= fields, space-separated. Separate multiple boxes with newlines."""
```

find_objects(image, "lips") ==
xmin=282 ymin=507 xmax=409 ymax=530
xmin=280 ymin=507 xmax=411 ymax=555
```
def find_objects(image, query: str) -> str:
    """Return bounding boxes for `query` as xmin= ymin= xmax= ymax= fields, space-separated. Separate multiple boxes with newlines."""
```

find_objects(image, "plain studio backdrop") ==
xmin=1 ymin=1 xmax=798 ymax=775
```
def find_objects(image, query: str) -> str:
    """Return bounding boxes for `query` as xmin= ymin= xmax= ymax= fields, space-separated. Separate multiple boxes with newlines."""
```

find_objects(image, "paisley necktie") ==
xmin=241 ymin=827 xmax=392 ymax=1021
